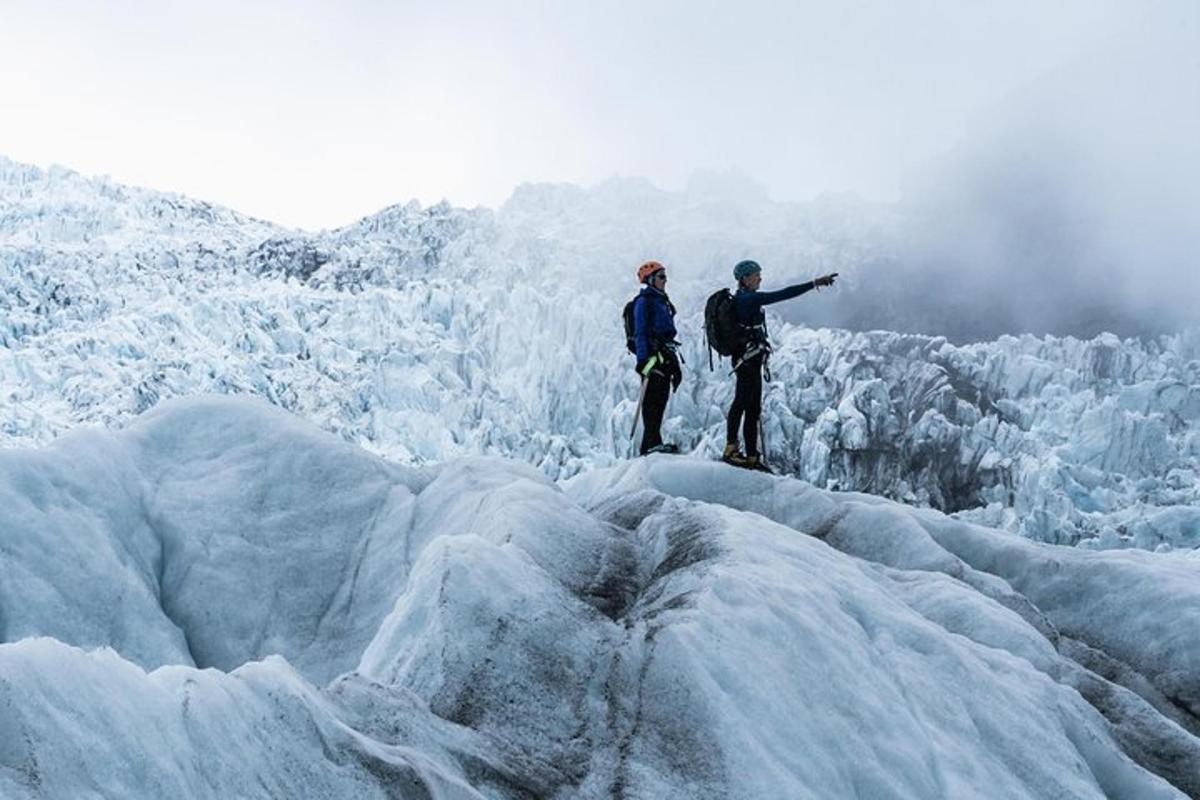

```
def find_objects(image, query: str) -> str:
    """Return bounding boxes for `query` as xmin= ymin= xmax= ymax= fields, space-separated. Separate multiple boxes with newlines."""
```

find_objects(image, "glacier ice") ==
xmin=2 ymin=156 xmax=1198 ymax=551
xmin=1 ymin=396 xmax=1198 ymax=798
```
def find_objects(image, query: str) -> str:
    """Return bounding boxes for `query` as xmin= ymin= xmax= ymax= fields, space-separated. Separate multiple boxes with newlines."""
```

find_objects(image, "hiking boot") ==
xmin=722 ymin=451 xmax=754 ymax=468
xmin=745 ymin=456 xmax=773 ymax=473
xmin=721 ymin=443 xmax=743 ymax=464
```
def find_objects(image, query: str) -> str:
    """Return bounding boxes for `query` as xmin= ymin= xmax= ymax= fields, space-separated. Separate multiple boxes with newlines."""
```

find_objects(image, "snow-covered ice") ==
xmin=2 ymin=396 xmax=1198 ymax=798
xmin=2 ymin=156 xmax=1198 ymax=552
xmin=3 ymin=156 xmax=1200 ymax=796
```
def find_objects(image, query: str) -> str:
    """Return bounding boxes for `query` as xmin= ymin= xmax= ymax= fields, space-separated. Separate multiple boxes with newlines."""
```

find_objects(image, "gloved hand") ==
xmin=816 ymin=272 xmax=838 ymax=287
xmin=637 ymin=354 xmax=661 ymax=377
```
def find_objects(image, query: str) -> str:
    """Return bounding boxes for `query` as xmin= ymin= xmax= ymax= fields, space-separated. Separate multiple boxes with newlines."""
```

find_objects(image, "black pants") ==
xmin=726 ymin=354 xmax=763 ymax=456
xmin=640 ymin=372 xmax=672 ymax=455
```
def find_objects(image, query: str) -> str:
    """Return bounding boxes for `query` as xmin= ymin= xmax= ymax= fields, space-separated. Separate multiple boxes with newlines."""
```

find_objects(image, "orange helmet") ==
xmin=637 ymin=260 xmax=665 ymax=283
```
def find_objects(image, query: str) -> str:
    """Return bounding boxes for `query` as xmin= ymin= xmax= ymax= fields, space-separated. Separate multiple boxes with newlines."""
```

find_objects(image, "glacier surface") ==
xmin=2 ymin=156 xmax=1197 ymax=551
xmin=2 ymin=396 xmax=1199 ymax=798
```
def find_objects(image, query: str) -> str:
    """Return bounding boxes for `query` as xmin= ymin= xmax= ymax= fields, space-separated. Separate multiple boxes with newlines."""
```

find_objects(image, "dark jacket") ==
xmin=733 ymin=281 xmax=817 ymax=346
xmin=632 ymin=285 xmax=677 ymax=363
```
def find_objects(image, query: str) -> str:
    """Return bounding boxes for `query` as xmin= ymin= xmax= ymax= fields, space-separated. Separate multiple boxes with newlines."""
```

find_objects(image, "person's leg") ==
xmin=742 ymin=359 xmax=764 ymax=457
xmin=640 ymin=374 xmax=670 ymax=454
xmin=727 ymin=364 xmax=750 ymax=449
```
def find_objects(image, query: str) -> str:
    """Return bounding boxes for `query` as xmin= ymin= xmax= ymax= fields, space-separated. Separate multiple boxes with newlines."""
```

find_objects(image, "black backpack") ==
xmin=704 ymin=289 xmax=743 ymax=359
xmin=622 ymin=298 xmax=638 ymax=354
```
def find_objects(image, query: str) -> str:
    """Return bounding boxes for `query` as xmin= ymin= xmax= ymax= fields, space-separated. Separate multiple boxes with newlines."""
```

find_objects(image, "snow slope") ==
xmin=2 ymin=397 xmax=1198 ymax=798
xmin=2 ymin=156 xmax=1199 ymax=551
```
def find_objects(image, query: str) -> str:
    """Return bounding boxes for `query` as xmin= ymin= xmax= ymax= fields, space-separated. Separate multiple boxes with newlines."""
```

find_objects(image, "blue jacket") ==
xmin=632 ymin=285 xmax=677 ymax=363
xmin=734 ymin=280 xmax=818 ymax=335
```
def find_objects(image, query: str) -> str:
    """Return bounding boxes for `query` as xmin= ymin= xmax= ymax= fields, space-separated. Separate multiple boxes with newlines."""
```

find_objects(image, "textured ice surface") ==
xmin=2 ymin=156 xmax=1198 ymax=550
xmin=2 ymin=397 xmax=1196 ymax=798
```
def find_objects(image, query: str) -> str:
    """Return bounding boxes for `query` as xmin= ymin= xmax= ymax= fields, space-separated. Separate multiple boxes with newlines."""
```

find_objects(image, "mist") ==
xmin=796 ymin=13 xmax=1200 ymax=342
xmin=2 ymin=2 xmax=1195 ymax=342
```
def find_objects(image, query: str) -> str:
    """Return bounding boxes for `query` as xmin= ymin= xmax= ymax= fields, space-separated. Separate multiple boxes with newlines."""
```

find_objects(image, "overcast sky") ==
xmin=0 ymin=0 xmax=1193 ymax=229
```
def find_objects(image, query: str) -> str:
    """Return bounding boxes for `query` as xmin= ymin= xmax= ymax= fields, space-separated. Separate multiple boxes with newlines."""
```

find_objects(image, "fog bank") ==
xmin=801 ymin=22 xmax=1200 ymax=342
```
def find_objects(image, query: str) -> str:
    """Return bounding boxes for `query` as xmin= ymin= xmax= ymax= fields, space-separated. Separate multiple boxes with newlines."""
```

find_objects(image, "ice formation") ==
xmin=3 ymin=156 xmax=1196 ymax=551
xmin=2 ymin=397 xmax=1197 ymax=798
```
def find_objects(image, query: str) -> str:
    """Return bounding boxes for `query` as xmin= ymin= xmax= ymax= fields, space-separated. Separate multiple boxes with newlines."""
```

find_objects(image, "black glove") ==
xmin=659 ymin=350 xmax=682 ymax=390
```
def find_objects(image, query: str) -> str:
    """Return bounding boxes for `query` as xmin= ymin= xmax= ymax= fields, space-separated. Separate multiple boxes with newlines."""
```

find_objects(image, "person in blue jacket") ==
xmin=632 ymin=260 xmax=682 ymax=455
xmin=724 ymin=259 xmax=837 ymax=471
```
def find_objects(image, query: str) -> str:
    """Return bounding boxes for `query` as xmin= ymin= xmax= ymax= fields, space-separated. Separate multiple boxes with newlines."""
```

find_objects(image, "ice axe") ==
xmin=730 ymin=343 xmax=766 ymax=374
xmin=629 ymin=376 xmax=648 ymax=440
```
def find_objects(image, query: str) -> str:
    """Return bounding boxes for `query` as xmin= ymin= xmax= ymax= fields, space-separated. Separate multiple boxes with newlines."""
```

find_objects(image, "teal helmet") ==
xmin=733 ymin=259 xmax=761 ymax=281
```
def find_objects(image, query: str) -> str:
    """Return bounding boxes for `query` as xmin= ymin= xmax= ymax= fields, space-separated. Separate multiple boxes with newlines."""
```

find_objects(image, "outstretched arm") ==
xmin=754 ymin=281 xmax=815 ymax=307
xmin=755 ymin=273 xmax=838 ymax=308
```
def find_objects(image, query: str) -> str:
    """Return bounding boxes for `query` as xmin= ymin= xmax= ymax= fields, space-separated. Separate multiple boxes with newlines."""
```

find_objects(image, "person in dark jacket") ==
xmin=724 ymin=259 xmax=837 ymax=471
xmin=632 ymin=260 xmax=682 ymax=455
